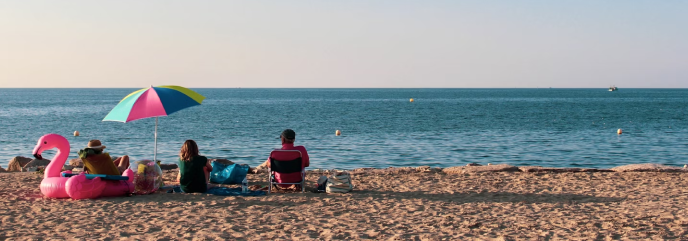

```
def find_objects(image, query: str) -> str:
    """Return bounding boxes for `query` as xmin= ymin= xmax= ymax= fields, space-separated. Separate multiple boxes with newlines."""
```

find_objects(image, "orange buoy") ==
xmin=335 ymin=130 xmax=341 ymax=136
xmin=74 ymin=131 xmax=80 ymax=136
xmin=617 ymin=129 xmax=622 ymax=134
xmin=409 ymin=98 xmax=414 ymax=102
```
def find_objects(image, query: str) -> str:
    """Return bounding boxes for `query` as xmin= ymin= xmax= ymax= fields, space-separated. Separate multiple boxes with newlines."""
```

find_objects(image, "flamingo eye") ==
xmin=43 ymin=141 xmax=47 ymax=144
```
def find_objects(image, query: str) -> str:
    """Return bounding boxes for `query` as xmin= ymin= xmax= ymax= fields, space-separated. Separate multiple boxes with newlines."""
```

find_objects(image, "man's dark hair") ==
xmin=280 ymin=129 xmax=296 ymax=140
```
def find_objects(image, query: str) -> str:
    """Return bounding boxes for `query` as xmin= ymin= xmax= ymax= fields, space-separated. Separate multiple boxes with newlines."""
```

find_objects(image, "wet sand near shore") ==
xmin=1 ymin=169 xmax=688 ymax=240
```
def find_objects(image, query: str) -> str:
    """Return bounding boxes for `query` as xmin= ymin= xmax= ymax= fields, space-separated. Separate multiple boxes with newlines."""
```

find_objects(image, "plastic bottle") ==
xmin=241 ymin=176 xmax=249 ymax=193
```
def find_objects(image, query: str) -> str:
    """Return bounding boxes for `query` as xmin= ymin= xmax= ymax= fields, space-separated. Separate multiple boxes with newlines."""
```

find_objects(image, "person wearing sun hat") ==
xmin=78 ymin=139 xmax=130 ymax=175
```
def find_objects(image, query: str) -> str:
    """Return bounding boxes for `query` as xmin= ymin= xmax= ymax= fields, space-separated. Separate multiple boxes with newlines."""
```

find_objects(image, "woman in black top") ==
xmin=177 ymin=140 xmax=213 ymax=193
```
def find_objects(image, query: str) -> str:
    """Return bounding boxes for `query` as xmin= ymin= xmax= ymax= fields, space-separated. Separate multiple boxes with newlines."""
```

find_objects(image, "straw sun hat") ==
xmin=87 ymin=140 xmax=106 ymax=150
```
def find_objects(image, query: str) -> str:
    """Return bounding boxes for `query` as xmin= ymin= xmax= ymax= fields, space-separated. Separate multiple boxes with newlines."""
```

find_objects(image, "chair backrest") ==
xmin=82 ymin=153 xmax=121 ymax=175
xmin=269 ymin=150 xmax=303 ymax=174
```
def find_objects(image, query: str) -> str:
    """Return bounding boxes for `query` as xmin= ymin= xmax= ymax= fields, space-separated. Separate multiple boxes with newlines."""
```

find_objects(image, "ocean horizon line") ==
xmin=2 ymin=87 xmax=688 ymax=89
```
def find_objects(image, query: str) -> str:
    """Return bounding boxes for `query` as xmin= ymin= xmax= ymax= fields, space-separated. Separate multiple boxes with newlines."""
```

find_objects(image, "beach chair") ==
xmin=268 ymin=150 xmax=305 ymax=193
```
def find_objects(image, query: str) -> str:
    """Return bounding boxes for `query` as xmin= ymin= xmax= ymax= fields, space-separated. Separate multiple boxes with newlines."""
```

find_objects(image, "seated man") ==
xmin=263 ymin=129 xmax=309 ymax=185
xmin=78 ymin=140 xmax=130 ymax=175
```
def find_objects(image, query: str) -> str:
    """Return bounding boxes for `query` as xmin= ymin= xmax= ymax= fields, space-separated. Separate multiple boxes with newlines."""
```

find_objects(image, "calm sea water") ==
xmin=1 ymin=88 xmax=687 ymax=169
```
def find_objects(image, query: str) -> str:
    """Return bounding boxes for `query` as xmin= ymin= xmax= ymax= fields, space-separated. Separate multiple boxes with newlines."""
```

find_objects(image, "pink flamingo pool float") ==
xmin=32 ymin=133 xmax=134 ymax=199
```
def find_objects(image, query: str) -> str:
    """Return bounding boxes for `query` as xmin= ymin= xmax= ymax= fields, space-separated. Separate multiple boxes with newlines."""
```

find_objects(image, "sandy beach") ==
xmin=1 ymin=166 xmax=688 ymax=240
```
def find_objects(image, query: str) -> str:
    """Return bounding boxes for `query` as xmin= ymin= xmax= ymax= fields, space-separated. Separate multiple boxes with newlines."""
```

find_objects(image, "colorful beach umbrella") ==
xmin=103 ymin=85 xmax=205 ymax=161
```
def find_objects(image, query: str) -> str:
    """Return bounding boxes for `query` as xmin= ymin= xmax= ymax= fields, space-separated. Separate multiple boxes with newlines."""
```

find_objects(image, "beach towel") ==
xmin=167 ymin=186 xmax=266 ymax=196
xmin=326 ymin=173 xmax=354 ymax=193
xmin=210 ymin=163 xmax=250 ymax=184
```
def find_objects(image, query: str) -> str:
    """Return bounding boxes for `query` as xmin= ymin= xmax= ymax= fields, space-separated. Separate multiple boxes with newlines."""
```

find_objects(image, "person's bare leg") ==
xmin=113 ymin=157 xmax=122 ymax=172
xmin=204 ymin=166 xmax=216 ymax=189
xmin=114 ymin=155 xmax=130 ymax=174
xmin=259 ymin=157 xmax=271 ymax=168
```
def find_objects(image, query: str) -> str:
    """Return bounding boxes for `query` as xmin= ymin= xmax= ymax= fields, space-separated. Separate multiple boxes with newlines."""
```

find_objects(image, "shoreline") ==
xmin=3 ymin=156 xmax=687 ymax=174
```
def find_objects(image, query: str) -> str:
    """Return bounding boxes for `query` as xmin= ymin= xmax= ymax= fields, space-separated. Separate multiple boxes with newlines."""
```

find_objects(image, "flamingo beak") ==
xmin=32 ymin=143 xmax=43 ymax=160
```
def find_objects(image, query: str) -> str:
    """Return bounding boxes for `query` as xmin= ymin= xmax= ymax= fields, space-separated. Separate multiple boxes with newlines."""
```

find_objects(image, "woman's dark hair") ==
xmin=179 ymin=140 xmax=199 ymax=161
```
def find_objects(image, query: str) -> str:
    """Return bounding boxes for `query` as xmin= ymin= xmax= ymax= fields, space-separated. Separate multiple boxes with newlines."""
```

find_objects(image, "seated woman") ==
xmin=176 ymin=140 xmax=212 ymax=193
xmin=78 ymin=140 xmax=130 ymax=175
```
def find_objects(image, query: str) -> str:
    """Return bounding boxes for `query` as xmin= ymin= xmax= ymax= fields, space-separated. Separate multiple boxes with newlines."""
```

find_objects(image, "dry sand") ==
xmin=1 ymin=168 xmax=688 ymax=240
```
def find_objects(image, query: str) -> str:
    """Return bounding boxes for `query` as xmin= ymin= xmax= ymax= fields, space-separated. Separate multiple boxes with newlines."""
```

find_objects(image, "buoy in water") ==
xmin=73 ymin=131 xmax=80 ymax=136
xmin=409 ymin=98 xmax=414 ymax=102
xmin=617 ymin=129 xmax=622 ymax=134
xmin=335 ymin=130 xmax=341 ymax=136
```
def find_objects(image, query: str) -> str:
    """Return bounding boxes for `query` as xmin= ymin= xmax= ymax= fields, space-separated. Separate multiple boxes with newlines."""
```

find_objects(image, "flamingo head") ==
xmin=33 ymin=134 xmax=70 ymax=160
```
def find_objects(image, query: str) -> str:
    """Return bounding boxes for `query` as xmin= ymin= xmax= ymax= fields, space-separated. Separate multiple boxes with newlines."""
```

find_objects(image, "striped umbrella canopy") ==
xmin=103 ymin=85 xmax=205 ymax=161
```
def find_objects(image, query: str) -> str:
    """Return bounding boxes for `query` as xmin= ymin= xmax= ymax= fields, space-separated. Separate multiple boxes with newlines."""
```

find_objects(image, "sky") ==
xmin=0 ymin=1 xmax=686 ymax=88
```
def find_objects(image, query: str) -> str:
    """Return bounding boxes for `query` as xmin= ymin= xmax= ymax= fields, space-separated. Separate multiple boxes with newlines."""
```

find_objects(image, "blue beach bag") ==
xmin=210 ymin=162 xmax=249 ymax=184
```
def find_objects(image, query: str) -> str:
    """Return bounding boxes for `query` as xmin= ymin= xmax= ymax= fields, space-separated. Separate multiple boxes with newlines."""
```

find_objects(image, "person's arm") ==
xmin=301 ymin=147 xmax=309 ymax=167
xmin=205 ymin=158 xmax=213 ymax=172
xmin=176 ymin=159 xmax=182 ymax=182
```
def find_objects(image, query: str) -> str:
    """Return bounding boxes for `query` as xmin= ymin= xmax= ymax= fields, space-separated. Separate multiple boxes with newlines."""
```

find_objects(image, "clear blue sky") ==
xmin=0 ymin=1 xmax=686 ymax=88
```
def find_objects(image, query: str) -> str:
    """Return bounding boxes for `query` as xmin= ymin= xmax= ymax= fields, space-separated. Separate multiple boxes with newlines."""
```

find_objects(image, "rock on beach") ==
xmin=6 ymin=156 xmax=32 ymax=172
xmin=158 ymin=164 xmax=178 ymax=170
xmin=6 ymin=156 xmax=51 ymax=172
xmin=23 ymin=158 xmax=51 ymax=169
xmin=209 ymin=159 xmax=234 ymax=165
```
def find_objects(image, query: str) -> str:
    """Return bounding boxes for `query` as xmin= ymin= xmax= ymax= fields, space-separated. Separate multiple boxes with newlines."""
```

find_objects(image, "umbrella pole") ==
xmin=154 ymin=116 xmax=158 ymax=162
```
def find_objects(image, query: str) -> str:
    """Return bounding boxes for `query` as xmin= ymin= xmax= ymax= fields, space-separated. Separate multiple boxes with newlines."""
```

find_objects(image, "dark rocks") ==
xmin=6 ymin=156 xmax=51 ymax=172
xmin=443 ymin=164 xmax=519 ymax=174
xmin=7 ymin=156 xmax=33 ymax=172
xmin=159 ymin=163 xmax=178 ymax=170
xmin=209 ymin=159 xmax=234 ymax=165
xmin=466 ymin=163 xmax=482 ymax=166
xmin=416 ymin=166 xmax=443 ymax=173
xmin=23 ymin=158 xmax=51 ymax=169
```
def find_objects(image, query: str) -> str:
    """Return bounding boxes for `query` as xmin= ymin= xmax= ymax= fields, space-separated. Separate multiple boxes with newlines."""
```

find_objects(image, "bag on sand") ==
xmin=326 ymin=173 xmax=354 ymax=193
xmin=210 ymin=163 xmax=249 ymax=184
xmin=315 ymin=176 xmax=328 ymax=193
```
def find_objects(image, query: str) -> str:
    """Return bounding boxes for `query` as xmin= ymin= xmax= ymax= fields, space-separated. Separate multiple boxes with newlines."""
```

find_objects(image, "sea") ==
xmin=1 ymin=88 xmax=687 ymax=170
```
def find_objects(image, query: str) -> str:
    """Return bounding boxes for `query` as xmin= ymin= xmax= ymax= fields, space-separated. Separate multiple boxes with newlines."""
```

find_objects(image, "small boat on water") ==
xmin=609 ymin=86 xmax=618 ymax=91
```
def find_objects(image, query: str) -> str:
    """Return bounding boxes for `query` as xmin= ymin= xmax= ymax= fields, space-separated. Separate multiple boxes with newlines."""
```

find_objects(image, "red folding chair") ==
xmin=268 ymin=150 xmax=305 ymax=193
